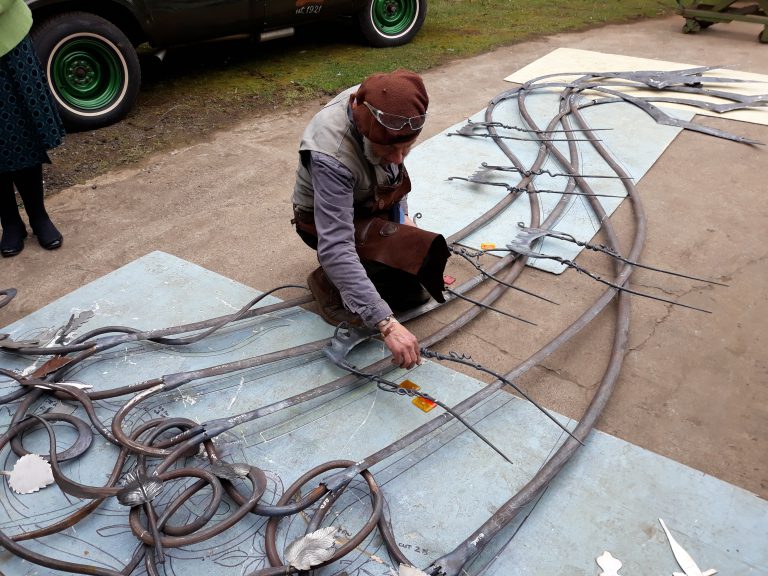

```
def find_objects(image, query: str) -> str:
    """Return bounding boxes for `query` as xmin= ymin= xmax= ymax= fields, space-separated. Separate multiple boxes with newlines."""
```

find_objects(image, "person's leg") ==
xmin=295 ymin=217 xmax=363 ymax=326
xmin=0 ymin=172 xmax=27 ymax=257
xmin=12 ymin=164 xmax=62 ymax=249
xmin=306 ymin=265 xmax=363 ymax=326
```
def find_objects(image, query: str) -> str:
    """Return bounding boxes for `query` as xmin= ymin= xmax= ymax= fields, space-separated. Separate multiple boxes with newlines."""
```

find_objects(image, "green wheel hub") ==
xmin=51 ymin=38 xmax=123 ymax=110
xmin=370 ymin=0 xmax=417 ymax=35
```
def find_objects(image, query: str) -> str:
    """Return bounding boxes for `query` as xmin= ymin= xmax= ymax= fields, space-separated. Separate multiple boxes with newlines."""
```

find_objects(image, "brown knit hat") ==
xmin=351 ymin=69 xmax=429 ymax=145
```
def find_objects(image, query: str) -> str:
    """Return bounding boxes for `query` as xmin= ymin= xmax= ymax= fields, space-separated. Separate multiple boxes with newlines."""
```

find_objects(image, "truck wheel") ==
xmin=358 ymin=0 xmax=427 ymax=47
xmin=31 ymin=12 xmax=140 ymax=131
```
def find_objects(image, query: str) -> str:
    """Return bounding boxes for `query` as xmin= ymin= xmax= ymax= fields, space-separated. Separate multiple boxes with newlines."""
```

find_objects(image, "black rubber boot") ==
xmin=0 ymin=173 xmax=27 ymax=257
xmin=13 ymin=165 xmax=62 ymax=250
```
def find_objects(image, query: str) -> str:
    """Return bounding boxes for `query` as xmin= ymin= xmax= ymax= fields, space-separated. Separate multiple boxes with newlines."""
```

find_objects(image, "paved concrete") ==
xmin=1 ymin=15 xmax=766 ymax=502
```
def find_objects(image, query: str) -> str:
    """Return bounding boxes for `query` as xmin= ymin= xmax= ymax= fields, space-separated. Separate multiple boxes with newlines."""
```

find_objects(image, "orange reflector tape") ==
xmin=412 ymin=397 xmax=437 ymax=412
xmin=480 ymin=242 xmax=496 ymax=250
xmin=398 ymin=380 xmax=437 ymax=412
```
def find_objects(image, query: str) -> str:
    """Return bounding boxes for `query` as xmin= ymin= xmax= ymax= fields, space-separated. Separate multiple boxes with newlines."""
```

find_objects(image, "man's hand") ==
xmin=381 ymin=321 xmax=421 ymax=369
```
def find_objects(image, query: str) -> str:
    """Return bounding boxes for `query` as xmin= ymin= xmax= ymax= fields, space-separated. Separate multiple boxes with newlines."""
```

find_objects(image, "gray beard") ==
xmin=362 ymin=137 xmax=383 ymax=165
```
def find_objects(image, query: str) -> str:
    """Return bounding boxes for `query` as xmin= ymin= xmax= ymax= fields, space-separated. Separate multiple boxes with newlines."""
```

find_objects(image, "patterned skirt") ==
xmin=0 ymin=35 xmax=65 ymax=172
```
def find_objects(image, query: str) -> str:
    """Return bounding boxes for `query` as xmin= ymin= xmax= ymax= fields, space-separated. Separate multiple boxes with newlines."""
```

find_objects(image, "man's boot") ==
xmin=0 ymin=175 xmax=27 ymax=257
xmin=14 ymin=165 xmax=62 ymax=250
xmin=307 ymin=267 xmax=362 ymax=327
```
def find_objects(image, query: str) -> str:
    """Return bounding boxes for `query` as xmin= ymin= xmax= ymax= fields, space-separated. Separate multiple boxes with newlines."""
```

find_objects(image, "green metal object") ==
xmin=676 ymin=1 xmax=768 ymax=42
xmin=50 ymin=37 xmax=124 ymax=111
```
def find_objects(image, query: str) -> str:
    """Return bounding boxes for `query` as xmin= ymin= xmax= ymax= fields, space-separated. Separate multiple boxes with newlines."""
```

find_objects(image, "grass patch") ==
xmin=46 ymin=0 xmax=672 ymax=193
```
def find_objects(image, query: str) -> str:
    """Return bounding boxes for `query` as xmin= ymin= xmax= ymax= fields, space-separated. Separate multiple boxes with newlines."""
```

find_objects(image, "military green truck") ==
xmin=25 ymin=0 xmax=427 ymax=130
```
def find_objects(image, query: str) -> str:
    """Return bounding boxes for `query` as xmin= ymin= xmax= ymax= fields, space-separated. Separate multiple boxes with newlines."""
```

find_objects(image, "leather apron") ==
xmin=293 ymin=165 xmax=450 ymax=303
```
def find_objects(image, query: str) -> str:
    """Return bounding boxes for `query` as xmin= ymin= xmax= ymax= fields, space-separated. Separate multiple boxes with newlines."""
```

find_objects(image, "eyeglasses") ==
xmin=363 ymin=101 xmax=427 ymax=131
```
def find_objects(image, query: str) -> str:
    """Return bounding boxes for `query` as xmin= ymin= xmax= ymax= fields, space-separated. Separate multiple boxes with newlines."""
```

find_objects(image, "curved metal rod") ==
xmin=0 ymin=286 xmax=311 ymax=357
xmin=425 ymin=75 xmax=644 ymax=576
xmin=260 ymin=460 xmax=384 ymax=575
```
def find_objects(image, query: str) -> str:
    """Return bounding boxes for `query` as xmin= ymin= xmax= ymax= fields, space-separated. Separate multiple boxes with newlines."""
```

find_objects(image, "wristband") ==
xmin=377 ymin=316 xmax=399 ymax=337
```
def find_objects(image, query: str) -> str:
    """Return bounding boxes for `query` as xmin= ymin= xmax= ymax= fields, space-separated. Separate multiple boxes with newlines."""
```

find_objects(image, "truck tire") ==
xmin=358 ymin=0 xmax=427 ymax=47
xmin=31 ymin=12 xmax=141 ymax=131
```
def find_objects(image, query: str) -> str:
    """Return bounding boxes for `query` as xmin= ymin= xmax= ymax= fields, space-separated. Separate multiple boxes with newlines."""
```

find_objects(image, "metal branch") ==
xmin=448 ymin=129 xmax=600 ymax=142
xmin=519 ymin=225 xmax=728 ymax=286
xmin=334 ymin=362 xmax=515 ymax=466
xmin=476 ymin=162 xmax=634 ymax=181
xmin=505 ymin=242 xmax=712 ymax=314
xmin=450 ymin=246 xmax=558 ymax=305
xmin=420 ymin=348 xmax=584 ymax=446
xmin=448 ymin=176 xmax=626 ymax=199
xmin=444 ymin=287 xmax=537 ymax=326
xmin=459 ymin=119 xmax=612 ymax=133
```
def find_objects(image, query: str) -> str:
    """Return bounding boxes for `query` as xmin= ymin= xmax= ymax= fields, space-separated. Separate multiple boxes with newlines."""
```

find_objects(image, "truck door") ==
xmin=263 ymin=0 xmax=353 ymax=29
xmin=145 ymin=0 xmax=265 ymax=46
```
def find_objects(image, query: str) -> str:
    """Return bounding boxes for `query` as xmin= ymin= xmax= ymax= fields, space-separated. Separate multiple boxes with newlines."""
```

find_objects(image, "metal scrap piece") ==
xmin=209 ymin=460 xmax=250 ymax=481
xmin=116 ymin=470 xmax=164 ymax=507
xmin=284 ymin=526 xmax=337 ymax=571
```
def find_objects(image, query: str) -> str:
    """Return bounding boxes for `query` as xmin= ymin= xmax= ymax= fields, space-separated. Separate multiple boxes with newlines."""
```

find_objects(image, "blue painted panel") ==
xmin=0 ymin=252 xmax=765 ymax=575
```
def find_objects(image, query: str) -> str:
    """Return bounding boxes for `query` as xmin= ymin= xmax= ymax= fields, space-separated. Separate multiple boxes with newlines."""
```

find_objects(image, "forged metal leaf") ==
xmin=28 ymin=355 xmax=74 ymax=379
xmin=659 ymin=518 xmax=709 ymax=576
xmin=36 ymin=328 xmax=60 ymax=348
xmin=455 ymin=123 xmax=486 ymax=136
xmin=210 ymin=460 xmax=250 ymax=481
xmin=6 ymin=453 xmax=55 ymax=494
xmin=596 ymin=551 xmax=623 ymax=576
xmin=116 ymin=470 xmax=163 ymax=506
xmin=0 ymin=337 xmax=41 ymax=349
xmin=470 ymin=165 xmax=495 ymax=181
xmin=399 ymin=565 xmax=431 ymax=576
xmin=60 ymin=310 xmax=95 ymax=340
xmin=284 ymin=526 xmax=337 ymax=571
